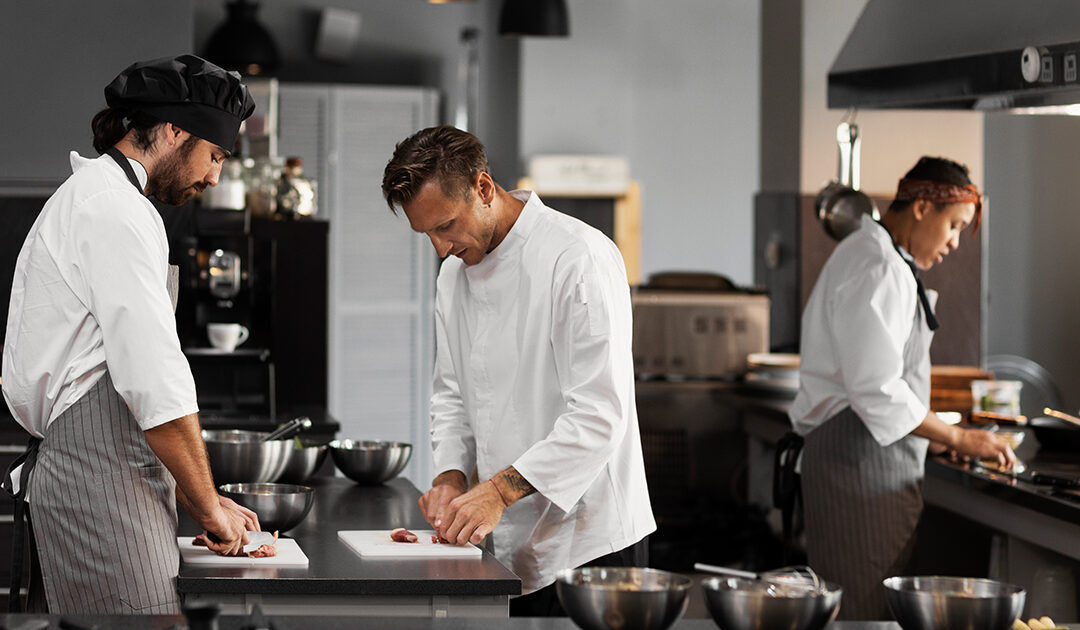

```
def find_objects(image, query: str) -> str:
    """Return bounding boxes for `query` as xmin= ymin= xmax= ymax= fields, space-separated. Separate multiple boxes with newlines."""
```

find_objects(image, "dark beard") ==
xmin=147 ymin=136 xmax=200 ymax=206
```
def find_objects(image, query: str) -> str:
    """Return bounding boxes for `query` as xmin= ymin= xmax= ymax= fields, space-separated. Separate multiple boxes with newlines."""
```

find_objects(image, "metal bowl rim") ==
xmin=329 ymin=439 xmax=412 ymax=450
xmin=556 ymin=567 xmax=694 ymax=592
xmin=218 ymin=482 xmax=315 ymax=495
xmin=883 ymin=575 xmax=1025 ymax=597
xmin=202 ymin=429 xmax=276 ymax=443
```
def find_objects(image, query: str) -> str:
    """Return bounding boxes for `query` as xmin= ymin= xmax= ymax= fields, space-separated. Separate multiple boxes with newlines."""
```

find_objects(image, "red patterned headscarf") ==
xmin=895 ymin=178 xmax=983 ymax=234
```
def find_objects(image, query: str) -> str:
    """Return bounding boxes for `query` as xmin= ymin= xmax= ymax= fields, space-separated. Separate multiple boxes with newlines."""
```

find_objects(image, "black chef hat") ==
xmin=104 ymin=54 xmax=256 ymax=151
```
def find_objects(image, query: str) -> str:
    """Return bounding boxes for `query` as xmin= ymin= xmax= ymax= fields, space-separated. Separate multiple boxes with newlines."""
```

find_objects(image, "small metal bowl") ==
xmin=701 ymin=576 xmax=842 ymax=630
xmin=202 ymin=429 xmax=292 ymax=485
xmin=328 ymin=440 xmax=412 ymax=485
xmin=555 ymin=567 xmax=692 ymax=630
xmin=276 ymin=440 xmax=330 ymax=484
xmin=883 ymin=576 xmax=1025 ymax=630
xmin=218 ymin=483 xmax=315 ymax=533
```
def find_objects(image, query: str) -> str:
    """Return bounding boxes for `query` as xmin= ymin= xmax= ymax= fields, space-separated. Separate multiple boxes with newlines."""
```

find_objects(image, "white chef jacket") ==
xmin=2 ymin=151 xmax=199 ymax=438
xmin=789 ymin=214 xmax=932 ymax=447
xmin=430 ymin=190 xmax=656 ymax=595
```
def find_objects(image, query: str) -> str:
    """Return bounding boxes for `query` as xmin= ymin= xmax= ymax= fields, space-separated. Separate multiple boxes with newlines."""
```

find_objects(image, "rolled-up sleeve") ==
xmin=73 ymin=190 xmax=197 ymax=430
xmin=430 ymin=293 xmax=476 ymax=478
xmin=513 ymin=247 xmax=634 ymax=513
xmin=829 ymin=262 xmax=927 ymax=446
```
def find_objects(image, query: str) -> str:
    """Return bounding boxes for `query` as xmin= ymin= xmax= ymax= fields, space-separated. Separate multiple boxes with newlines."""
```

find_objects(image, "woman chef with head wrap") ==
xmin=787 ymin=156 xmax=1016 ymax=620
xmin=2 ymin=55 xmax=261 ymax=614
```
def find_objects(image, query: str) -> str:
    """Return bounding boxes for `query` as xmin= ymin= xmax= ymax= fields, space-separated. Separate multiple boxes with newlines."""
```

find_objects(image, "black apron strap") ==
xmin=4 ymin=436 xmax=41 ymax=612
xmin=877 ymin=221 xmax=939 ymax=331
xmin=773 ymin=431 xmax=804 ymax=566
xmin=105 ymin=147 xmax=146 ymax=194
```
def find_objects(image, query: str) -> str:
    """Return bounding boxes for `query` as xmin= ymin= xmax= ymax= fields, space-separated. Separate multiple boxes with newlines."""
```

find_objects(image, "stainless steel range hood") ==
xmin=828 ymin=0 xmax=1080 ymax=112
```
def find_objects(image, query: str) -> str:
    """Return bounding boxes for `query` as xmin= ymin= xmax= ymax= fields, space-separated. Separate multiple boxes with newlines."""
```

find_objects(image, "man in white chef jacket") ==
xmin=2 ymin=55 xmax=260 ymax=614
xmin=382 ymin=125 xmax=656 ymax=616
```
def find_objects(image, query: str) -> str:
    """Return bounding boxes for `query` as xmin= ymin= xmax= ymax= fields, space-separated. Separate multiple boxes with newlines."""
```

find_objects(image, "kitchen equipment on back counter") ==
xmin=1030 ymin=410 xmax=1080 ymax=452
xmin=632 ymin=272 xmax=769 ymax=380
xmin=743 ymin=352 xmax=800 ymax=397
xmin=814 ymin=118 xmax=879 ymax=241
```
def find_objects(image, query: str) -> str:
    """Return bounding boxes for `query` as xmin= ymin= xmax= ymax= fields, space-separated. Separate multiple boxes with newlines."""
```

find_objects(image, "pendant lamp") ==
xmin=498 ymin=0 xmax=570 ymax=37
xmin=204 ymin=0 xmax=281 ymax=76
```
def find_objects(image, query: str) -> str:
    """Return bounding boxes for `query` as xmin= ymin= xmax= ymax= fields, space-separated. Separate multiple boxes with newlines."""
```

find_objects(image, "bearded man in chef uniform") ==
xmin=382 ymin=125 xmax=656 ymax=616
xmin=788 ymin=156 xmax=1016 ymax=620
xmin=2 ymin=55 xmax=261 ymax=614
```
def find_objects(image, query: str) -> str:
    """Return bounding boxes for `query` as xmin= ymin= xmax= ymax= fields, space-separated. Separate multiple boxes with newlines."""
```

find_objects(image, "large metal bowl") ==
xmin=883 ymin=576 xmax=1025 ymax=630
xmin=555 ymin=567 xmax=692 ymax=630
xmin=329 ymin=440 xmax=412 ymax=485
xmin=202 ymin=429 xmax=292 ymax=484
xmin=276 ymin=440 xmax=330 ymax=484
xmin=218 ymin=483 xmax=315 ymax=533
xmin=701 ymin=576 xmax=842 ymax=630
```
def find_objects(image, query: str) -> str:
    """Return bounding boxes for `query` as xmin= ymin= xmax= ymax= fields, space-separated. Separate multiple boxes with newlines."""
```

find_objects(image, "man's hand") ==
xmin=440 ymin=481 xmax=506 ymax=546
xmin=201 ymin=504 xmax=250 ymax=556
xmin=419 ymin=470 xmax=468 ymax=528
xmin=220 ymin=495 xmax=261 ymax=532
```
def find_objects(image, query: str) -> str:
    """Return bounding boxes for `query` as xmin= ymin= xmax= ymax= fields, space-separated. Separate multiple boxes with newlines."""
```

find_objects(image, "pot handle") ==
xmin=836 ymin=121 xmax=861 ymax=190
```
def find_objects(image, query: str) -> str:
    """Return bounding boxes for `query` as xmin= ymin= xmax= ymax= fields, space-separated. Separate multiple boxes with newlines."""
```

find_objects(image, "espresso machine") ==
xmin=165 ymin=204 xmax=328 ymax=419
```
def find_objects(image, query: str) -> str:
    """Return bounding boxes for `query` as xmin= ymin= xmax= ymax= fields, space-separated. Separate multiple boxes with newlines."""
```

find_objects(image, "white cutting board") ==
xmin=338 ymin=530 xmax=483 ymax=558
xmin=177 ymin=537 xmax=309 ymax=567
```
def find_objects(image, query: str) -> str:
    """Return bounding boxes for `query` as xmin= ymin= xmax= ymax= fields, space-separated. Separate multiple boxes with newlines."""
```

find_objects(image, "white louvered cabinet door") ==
xmin=279 ymin=84 xmax=439 ymax=488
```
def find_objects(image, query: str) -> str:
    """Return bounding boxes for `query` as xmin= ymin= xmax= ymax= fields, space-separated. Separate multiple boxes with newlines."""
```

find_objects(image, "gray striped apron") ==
xmin=21 ymin=149 xmax=184 ymax=614
xmin=800 ymin=288 xmax=935 ymax=621
xmin=28 ymin=369 xmax=181 ymax=614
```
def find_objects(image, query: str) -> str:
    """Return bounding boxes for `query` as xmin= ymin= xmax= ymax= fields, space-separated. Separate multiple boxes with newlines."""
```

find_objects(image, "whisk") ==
xmin=693 ymin=563 xmax=825 ymax=596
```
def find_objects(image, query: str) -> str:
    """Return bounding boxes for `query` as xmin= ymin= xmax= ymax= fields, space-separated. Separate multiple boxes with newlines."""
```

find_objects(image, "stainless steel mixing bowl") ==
xmin=276 ymin=440 xmax=330 ymax=484
xmin=883 ymin=576 xmax=1025 ymax=630
xmin=701 ymin=576 xmax=842 ymax=630
xmin=218 ymin=483 xmax=315 ymax=533
xmin=202 ymin=429 xmax=292 ymax=484
xmin=328 ymin=440 xmax=412 ymax=485
xmin=555 ymin=567 xmax=692 ymax=630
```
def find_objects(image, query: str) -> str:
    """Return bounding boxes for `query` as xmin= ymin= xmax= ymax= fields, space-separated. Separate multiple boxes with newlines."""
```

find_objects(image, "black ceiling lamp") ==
xmin=498 ymin=0 xmax=570 ymax=37
xmin=204 ymin=0 xmax=281 ymax=76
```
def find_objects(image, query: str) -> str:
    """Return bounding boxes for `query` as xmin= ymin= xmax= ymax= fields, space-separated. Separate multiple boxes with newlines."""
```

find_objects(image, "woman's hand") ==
xmin=951 ymin=428 xmax=1017 ymax=468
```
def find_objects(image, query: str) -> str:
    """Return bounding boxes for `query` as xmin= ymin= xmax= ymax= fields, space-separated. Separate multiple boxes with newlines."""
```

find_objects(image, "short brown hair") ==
xmin=381 ymin=125 xmax=490 ymax=213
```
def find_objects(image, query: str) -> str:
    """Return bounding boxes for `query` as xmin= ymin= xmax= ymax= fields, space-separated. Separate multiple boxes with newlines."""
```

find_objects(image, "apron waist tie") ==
xmin=3 ymin=437 xmax=42 ymax=613
xmin=773 ymin=431 xmax=804 ymax=565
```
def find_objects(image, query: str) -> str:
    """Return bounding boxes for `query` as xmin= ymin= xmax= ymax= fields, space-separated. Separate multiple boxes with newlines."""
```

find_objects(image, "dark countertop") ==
xmin=0 ymin=614 xmax=939 ymax=629
xmin=177 ymin=476 xmax=521 ymax=597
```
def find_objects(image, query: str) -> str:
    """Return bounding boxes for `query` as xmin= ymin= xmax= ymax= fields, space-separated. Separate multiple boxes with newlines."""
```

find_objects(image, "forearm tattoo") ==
xmin=501 ymin=466 xmax=537 ymax=501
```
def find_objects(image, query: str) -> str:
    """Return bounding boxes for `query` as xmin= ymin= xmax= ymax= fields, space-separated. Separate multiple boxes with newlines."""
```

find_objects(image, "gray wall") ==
xmin=519 ymin=0 xmax=761 ymax=286
xmin=0 ymin=1 xmax=194 ymax=188
xmin=192 ymin=0 xmax=520 ymax=184
xmin=984 ymin=114 xmax=1080 ymax=412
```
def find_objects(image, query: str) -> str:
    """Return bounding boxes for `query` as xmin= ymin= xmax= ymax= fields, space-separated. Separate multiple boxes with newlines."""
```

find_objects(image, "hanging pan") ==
xmin=814 ymin=116 xmax=880 ymax=241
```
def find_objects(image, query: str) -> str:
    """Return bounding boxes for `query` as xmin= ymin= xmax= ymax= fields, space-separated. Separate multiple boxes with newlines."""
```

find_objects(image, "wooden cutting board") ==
xmin=338 ymin=530 xmax=483 ymax=558
xmin=177 ymin=537 xmax=309 ymax=567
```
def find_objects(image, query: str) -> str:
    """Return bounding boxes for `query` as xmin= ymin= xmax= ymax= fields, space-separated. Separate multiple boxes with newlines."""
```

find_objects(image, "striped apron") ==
xmin=19 ymin=149 xmax=184 ymax=614
xmin=800 ymin=289 xmax=935 ymax=621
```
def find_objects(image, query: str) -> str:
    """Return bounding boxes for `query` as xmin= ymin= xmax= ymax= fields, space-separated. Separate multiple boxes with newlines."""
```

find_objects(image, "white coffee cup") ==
xmin=207 ymin=323 xmax=249 ymax=351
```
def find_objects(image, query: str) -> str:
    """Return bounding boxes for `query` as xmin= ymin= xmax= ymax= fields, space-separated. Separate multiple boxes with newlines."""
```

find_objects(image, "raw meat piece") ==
xmin=390 ymin=527 xmax=419 ymax=543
